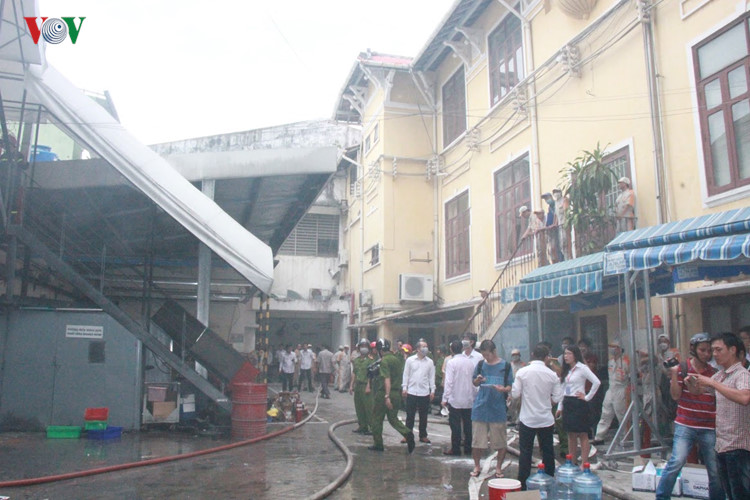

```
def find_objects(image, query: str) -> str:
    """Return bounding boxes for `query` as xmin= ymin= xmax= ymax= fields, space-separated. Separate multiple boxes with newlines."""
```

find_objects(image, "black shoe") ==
xmin=443 ymin=449 xmax=460 ymax=456
xmin=405 ymin=432 xmax=415 ymax=454
xmin=367 ymin=445 xmax=384 ymax=451
xmin=362 ymin=430 xmax=372 ymax=435
xmin=352 ymin=428 xmax=364 ymax=434
xmin=592 ymin=439 xmax=605 ymax=445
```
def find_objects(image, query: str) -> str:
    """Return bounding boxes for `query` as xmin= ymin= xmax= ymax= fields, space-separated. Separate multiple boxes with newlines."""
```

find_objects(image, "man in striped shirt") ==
xmin=655 ymin=333 xmax=725 ymax=500
xmin=695 ymin=332 xmax=750 ymax=500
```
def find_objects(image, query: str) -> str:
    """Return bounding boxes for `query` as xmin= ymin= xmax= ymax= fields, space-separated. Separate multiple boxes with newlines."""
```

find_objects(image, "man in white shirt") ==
xmin=463 ymin=332 xmax=484 ymax=366
xmin=442 ymin=339 xmax=477 ymax=456
xmin=402 ymin=340 xmax=436 ymax=443
xmin=279 ymin=344 xmax=297 ymax=392
xmin=298 ymin=344 xmax=316 ymax=392
xmin=511 ymin=344 xmax=564 ymax=490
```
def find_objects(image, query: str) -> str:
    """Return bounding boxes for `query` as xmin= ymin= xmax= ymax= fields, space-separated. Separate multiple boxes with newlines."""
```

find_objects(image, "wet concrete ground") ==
xmin=0 ymin=383 xmax=655 ymax=499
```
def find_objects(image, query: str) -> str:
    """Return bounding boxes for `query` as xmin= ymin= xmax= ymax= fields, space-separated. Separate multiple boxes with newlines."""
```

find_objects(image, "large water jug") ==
xmin=573 ymin=463 xmax=603 ymax=500
xmin=555 ymin=454 xmax=580 ymax=499
xmin=526 ymin=463 xmax=556 ymax=499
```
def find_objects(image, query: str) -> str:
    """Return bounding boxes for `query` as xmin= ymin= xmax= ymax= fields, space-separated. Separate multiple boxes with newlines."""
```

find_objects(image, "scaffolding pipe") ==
xmin=624 ymin=270 xmax=641 ymax=451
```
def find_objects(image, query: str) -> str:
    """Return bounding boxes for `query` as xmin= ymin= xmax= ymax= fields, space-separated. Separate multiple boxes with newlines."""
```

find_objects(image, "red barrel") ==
xmin=231 ymin=382 xmax=267 ymax=439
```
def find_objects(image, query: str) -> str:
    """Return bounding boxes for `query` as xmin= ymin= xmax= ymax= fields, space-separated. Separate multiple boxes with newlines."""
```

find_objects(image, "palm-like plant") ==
xmin=559 ymin=142 xmax=617 ymax=255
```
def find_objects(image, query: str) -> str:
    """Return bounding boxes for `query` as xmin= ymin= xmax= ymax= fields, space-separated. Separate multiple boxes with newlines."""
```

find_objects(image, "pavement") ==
xmin=0 ymin=382 xmax=667 ymax=499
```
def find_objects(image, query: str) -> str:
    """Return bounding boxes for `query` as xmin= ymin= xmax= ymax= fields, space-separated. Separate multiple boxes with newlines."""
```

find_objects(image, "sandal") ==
xmin=494 ymin=471 xmax=504 ymax=478
xmin=469 ymin=469 xmax=481 ymax=478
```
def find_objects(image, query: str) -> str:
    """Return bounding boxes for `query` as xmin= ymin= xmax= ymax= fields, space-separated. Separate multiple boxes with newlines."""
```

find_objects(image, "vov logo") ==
xmin=24 ymin=17 xmax=85 ymax=45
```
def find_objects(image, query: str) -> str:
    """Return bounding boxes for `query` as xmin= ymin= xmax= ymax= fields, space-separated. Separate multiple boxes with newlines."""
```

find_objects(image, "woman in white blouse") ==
xmin=556 ymin=344 xmax=601 ymax=467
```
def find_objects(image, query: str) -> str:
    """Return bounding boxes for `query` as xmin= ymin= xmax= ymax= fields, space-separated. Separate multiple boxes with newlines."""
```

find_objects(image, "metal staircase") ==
xmin=462 ymin=230 xmax=554 ymax=340
xmin=7 ymin=224 xmax=233 ymax=412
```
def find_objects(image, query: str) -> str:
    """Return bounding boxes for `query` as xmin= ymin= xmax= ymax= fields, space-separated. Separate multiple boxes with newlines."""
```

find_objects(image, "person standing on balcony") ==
xmin=541 ymin=192 xmax=559 ymax=265
xmin=615 ymin=176 xmax=636 ymax=233
xmin=553 ymin=188 xmax=570 ymax=261
xmin=519 ymin=205 xmax=543 ymax=240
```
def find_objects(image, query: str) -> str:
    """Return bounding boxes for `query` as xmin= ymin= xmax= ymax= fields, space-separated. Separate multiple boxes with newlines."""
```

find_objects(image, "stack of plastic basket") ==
xmin=84 ymin=407 xmax=122 ymax=440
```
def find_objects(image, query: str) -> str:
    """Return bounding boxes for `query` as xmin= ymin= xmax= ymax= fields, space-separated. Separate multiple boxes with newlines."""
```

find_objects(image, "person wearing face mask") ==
xmin=552 ymin=188 xmax=570 ymax=261
xmin=654 ymin=333 xmax=725 ymax=500
xmin=593 ymin=340 xmax=630 ymax=445
xmin=507 ymin=349 xmax=526 ymax=425
xmin=462 ymin=332 xmax=484 ymax=366
xmin=350 ymin=339 xmax=374 ymax=434
xmin=658 ymin=333 xmax=681 ymax=365
xmin=541 ymin=192 xmax=559 ymax=265
xmin=657 ymin=333 xmax=683 ymax=426
xmin=402 ymin=341 xmax=436 ymax=445
xmin=442 ymin=340 xmax=477 ymax=456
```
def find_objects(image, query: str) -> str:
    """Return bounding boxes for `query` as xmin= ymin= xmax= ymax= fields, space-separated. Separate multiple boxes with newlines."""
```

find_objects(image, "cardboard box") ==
xmin=681 ymin=464 xmax=709 ymax=499
xmin=632 ymin=460 xmax=657 ymax=492
xmin=656 ymin=467 xmax=682 ymax=496
xmin=152 ymin=401 xmax=177 ymax=419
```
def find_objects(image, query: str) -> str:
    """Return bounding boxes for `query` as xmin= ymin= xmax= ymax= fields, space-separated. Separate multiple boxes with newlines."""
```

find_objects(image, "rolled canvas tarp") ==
xmin=25 ymin=64 xmax=274 ymax=293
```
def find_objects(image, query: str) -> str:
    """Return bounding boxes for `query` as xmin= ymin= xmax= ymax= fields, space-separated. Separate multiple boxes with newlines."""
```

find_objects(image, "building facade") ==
xmin=334 ymin=0 xmax=750 ymax=357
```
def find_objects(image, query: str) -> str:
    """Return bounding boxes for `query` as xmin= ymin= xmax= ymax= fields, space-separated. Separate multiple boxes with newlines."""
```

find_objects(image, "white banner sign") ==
xmin=66 ymin=324 xmax=104 ymax=339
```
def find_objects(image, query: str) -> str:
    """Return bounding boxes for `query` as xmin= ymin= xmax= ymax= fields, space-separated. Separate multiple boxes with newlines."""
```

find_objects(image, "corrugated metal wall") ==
xmin=0 ymin=309 xmax=141 ymax=430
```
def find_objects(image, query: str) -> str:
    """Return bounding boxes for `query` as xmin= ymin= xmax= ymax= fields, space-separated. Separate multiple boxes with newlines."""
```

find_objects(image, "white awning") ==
xmin=25 ymin=65 xmax=274 ymax=293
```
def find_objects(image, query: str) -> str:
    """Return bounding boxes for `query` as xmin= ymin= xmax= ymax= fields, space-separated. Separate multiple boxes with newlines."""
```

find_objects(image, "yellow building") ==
xmin=334 ymin=0 xmax=750 ymax=360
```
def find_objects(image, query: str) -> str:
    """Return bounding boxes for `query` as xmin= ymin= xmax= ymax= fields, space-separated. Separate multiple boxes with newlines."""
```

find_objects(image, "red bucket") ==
xmin=488 ymin=478 xmax=521 ymax=500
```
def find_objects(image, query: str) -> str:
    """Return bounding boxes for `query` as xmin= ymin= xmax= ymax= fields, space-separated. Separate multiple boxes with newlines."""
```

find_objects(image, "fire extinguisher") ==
xmin=295 ymin=400 xmax=304 ymax=423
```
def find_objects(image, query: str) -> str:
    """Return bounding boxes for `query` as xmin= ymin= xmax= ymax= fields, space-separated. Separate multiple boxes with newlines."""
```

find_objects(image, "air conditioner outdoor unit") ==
xmin=399 ymin=274 xmax=434 ymax=302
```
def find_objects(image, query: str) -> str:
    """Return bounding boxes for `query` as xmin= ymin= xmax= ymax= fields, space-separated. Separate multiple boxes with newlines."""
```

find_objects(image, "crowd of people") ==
xmin=262 ymin=326 xmax=750 ymax=498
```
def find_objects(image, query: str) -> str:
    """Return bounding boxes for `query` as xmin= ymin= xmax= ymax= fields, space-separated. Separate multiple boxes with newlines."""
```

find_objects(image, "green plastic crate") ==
xmin=84 ymin=420 xmax=108 ymax=431
xmin=46 ymin=425 xmax=82 ymax=439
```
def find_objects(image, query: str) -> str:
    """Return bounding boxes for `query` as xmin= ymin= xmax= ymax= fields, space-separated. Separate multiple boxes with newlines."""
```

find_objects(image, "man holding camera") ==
xmin=694 ymin=332 xmax=750 ymax=500
xmin=655 ymin=333 xmax=724 ymax=500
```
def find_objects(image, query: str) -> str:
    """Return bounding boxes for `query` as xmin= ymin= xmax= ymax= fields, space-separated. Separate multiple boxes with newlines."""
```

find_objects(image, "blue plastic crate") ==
xmin=86 ymin=426 xmax=122 ymax=440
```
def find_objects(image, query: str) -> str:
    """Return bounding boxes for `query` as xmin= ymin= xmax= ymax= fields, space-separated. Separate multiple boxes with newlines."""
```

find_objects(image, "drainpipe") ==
xmin=409 ymin=69 xmax=439 ymax=306
xmin=640 ymin=0 xmax=677 ymax=345
xmin=432 ymin=116 xmax=439 ymax=306
xmin=640 ymin=0 xmax=667 ymax=224
xmin=358 ymin=148 xmax=365 ymax=327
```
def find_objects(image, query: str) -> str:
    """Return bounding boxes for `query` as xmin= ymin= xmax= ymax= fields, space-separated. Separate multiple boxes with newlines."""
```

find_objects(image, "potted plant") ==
xmin=559 ymin=142 xmax=618 ymax=256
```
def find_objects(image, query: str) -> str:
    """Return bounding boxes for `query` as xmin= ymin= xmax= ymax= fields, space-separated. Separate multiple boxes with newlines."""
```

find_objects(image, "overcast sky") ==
xmin=39 ymin=0 xmax=456 ymax=145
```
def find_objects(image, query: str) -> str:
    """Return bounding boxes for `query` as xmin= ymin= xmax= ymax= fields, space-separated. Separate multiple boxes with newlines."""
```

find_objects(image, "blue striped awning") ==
xmin=604 ymin=233 xmax=750 ymax=276
xmin=606 ymin=207 xmax=750 ymax=251
xmin=502 ymin=253 xmax=604 ymax=303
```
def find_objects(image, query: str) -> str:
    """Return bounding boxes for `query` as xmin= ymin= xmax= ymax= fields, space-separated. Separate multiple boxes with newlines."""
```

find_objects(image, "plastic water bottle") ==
xmin=526 ymin=463 xmax=556 ymax=499
xmin=573 ymin=463 xmax=602 ymax=500
xmin=555 ymin=454 xmax=580 ymax=499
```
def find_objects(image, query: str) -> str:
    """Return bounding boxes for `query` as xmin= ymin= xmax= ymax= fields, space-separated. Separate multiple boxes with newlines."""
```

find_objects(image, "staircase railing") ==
xmin=462 ymin=232 xmax=541 ymax=338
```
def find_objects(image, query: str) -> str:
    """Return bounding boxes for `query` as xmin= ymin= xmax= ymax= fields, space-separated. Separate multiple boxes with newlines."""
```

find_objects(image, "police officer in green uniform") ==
xmin=350 ymin=338 xmax=374 ymax=435
xmin=368 ymin=338 xmax=415 ymax=453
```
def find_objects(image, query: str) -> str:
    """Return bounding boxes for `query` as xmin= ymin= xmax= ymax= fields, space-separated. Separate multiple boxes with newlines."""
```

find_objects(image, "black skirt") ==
xmin=562 ymin=396 xmax=590 ymax=433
